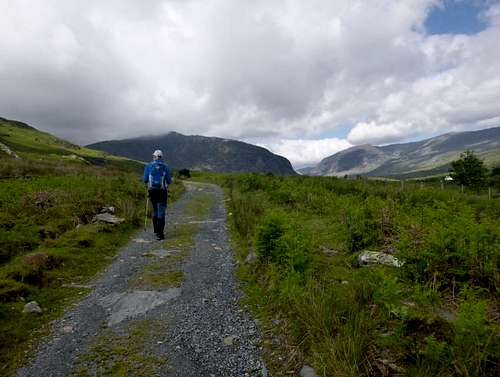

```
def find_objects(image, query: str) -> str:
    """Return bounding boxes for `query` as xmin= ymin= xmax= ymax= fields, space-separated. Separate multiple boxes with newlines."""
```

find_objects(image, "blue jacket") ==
xmin=143 ymin=160 xmax=173 ymax=190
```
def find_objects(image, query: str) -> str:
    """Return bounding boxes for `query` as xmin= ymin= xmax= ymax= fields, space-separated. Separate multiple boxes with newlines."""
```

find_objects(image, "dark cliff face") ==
xmin=87 ymin=132 xmax=296 ymax=175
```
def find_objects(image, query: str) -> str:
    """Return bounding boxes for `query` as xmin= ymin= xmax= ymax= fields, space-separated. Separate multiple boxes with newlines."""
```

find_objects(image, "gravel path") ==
xmin=17 ymin=182 xmax=264 ymax=377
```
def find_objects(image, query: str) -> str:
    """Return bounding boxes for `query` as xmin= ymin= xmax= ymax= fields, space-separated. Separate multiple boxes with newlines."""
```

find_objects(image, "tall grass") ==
xmin=0 ymin=156 xmax=184 ymax=375
xmin=197 ymin=172 xmax=500 ymax=376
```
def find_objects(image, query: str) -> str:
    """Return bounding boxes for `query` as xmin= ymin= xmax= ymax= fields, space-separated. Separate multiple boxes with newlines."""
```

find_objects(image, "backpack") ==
xmin=149 ymin=162 xmax=167 ymax=190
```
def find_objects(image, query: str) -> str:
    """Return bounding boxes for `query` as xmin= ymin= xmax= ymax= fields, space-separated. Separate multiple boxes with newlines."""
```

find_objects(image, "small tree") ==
xmin=449 ymin=150 xmax=488 ymax=188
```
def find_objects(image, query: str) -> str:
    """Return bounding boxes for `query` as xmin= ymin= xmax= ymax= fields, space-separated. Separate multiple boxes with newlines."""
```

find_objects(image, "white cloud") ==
xmin=0 ymin=0 xmax=499 ymax=167
xmin=348 ymin=122 xmax=415 ymax=145
xmin=261 ymin=138 xmax=353 ymax=168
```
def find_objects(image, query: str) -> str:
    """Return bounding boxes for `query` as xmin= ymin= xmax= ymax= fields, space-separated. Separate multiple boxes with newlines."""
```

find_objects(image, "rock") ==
xmin=245 ymin=250 xmax=258 ymax=264
xmin=223 ymin=335 xmax=239 ymax=346
xmin=62 ymin=325 xmax=74 ymax=333
xmin=300 ymin=365 xmax=317 ymax=377
xmin=92 ymin=213 xmax=125 ymax=225
xmin=0 ymin=141 xmax=21 ymax=159
xmin=341 ymin=280 xmax=349 ymax=285
xmin=23 ymin=301 xmax=42 ymax=314
xmin=320 ymin=246 xmax=339 ymax=256
xmin=99 ymin=206 xmax=115 ymax=214
xmin=358 ymin=251 xmax=404 ymax=267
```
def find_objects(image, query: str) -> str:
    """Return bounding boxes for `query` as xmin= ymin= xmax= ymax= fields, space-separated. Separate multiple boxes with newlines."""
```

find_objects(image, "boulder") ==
xmin=23 ymin=301 xmax=42 ymax=313
xmin=358 ymin=251 xmax=404 ymax=267
xmin=92 ymin=213 xmax=125 ymax=225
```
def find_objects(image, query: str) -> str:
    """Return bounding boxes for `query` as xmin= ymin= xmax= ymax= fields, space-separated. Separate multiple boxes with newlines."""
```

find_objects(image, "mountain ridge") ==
xmin=87 ymin=132 xmax=296 ymax=175
xmin=306 ymin=126 xmax=500 ymax=178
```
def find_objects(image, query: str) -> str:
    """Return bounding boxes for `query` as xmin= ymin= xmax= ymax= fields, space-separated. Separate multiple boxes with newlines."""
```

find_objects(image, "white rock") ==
xmin=358 ymin=251 xmax=404 ymax=267
xmin=22 ymin=301 xmax=42 ymax=313
xmin=245 ymin=250 xmax=258 ymax=264
xmin=300 ymin=365 xmax=317 ymax=377
xmin=92 ymin=213 xmax=125 ymax=225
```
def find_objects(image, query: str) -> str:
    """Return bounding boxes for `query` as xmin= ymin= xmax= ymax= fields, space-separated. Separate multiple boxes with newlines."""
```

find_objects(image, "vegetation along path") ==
xmin=18 ymin=182 xmax=264 ymax=377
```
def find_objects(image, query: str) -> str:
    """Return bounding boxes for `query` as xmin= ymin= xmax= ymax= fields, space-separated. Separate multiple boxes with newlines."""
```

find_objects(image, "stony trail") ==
xmin=18 ymin=182 xmax=264 ymax=377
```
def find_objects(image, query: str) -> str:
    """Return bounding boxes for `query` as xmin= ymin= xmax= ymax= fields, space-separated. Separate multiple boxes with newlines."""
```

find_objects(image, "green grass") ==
xmin=0 ymin=118 xmax=144 ymax=177
xmin=194 ymin=172 xmax=500 ymax=377
xmin=0 ymin=126 xmax=186 ymax=375
xmin=73 ymin=319 xmax=169 ymax=376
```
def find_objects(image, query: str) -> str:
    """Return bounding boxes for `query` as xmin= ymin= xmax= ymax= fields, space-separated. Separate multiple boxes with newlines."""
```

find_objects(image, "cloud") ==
xmin=0 ymin=0 xmax=499 ymax=167
xmin=261 ymin=138 xmax=353 ymax=168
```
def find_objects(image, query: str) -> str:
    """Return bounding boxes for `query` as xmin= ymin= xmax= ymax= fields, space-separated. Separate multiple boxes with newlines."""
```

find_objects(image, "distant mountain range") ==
xmin=301 ymin=127 xmax=500 ymax=178
xmin=87 ymin=132 xmax=296 ymax=175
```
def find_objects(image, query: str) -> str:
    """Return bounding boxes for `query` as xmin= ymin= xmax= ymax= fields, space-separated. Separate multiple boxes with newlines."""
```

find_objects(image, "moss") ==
xmin=73 ymin=319 xmax=170 ymax=376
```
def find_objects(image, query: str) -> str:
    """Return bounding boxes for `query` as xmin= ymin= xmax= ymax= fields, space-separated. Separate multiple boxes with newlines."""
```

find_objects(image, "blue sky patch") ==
xmin=425 ymin=0 xmax=495 ymax=35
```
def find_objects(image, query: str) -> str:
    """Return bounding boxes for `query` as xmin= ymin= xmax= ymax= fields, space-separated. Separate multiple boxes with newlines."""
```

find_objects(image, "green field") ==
xmin=196 ymin=172 xmax=499 ymax=377
xmin=0 ymin=119 xmax=184 ymax=375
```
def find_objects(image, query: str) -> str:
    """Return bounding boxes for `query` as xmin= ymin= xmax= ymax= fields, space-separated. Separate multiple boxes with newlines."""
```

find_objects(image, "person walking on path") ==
xmin=143 ymin=149 xmax=172 ymax=240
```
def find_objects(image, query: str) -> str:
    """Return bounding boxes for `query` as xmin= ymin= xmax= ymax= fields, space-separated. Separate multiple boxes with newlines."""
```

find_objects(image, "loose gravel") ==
xmin=17 ymin=182 xmax=264 ymax=377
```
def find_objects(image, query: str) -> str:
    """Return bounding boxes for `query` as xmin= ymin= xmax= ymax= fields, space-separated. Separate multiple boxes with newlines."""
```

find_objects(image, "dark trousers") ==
xmin=148 ymin=189 xmax=168 ymax=236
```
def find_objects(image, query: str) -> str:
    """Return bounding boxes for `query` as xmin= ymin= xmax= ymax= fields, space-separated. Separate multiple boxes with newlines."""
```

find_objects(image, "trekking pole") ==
xmin=144 ymin=191 xmax=149 ymax=230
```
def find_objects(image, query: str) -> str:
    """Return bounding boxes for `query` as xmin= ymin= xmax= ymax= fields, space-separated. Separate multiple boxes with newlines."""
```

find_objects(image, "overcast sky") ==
xmin=1 ymin=0 xmax=500 ymax=167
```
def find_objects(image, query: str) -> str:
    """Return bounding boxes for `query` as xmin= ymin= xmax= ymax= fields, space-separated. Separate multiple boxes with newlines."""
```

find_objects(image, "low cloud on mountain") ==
xmin=1 ymin=0 xmax=499 ymax=167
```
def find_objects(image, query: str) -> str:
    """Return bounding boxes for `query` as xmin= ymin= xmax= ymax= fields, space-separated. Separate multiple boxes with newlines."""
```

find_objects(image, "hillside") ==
xmin=0 ymin=117 xmax=186 ymax=374
xmin=308 ymin=126 xmax=500 ymax=178
xmin=0 ymin=117 xmax=143 ymax=174
xmin=87 ymin=132 xmax=296 ymax=175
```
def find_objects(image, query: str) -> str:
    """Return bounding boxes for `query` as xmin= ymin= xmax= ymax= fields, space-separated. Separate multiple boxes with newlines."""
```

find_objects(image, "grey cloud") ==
xmin=0 ymin=0 xmax=499 ymax=166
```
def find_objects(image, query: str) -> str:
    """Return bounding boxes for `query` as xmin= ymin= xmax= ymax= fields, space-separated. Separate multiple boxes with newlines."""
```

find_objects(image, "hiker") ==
xmin=143 ymin=149 xmax=172 ymax=240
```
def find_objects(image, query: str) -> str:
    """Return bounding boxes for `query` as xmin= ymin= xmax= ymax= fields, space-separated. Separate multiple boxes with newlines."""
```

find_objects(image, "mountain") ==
xmin=0 ymin=117 xmax=143 ymax=172
xmin=308 ymin=127 xmax=500 ymax=178
xmin=87 ymin=132 xmax=296 ymax=175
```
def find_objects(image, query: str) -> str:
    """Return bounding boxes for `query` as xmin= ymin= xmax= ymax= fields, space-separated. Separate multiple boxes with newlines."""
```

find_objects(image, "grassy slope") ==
xmin=0 ymin=117 xmax=144 ymax=176
xmin=195 ymin=172 xmax=500 ymax=377
xmin=0 ymin=118 xmax=185 ymax=375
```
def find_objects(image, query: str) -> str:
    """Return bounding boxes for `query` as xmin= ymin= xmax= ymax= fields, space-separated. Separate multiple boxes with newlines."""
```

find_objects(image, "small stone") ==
xmin=320 ymin=246 xmax=339 ymax=256
xmin=341 ymin=280 xmax=349 ymax=285
xmin=62 ymin=325 xmax=74 ymax=333
xmin=23 ymin=301 xmax=42 ymax=314
xmin=223 ymin=335 xmax=239 ymax=346
xmin=300 ymin=365 xmax=317 ymax=377
xmin=244 ymin=250 xmax=258 ymax=265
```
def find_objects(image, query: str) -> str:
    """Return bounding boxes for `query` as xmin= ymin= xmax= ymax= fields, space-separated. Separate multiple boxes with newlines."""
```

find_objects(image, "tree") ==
xmin=449 ymin=150 xmax=488 ymax=188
